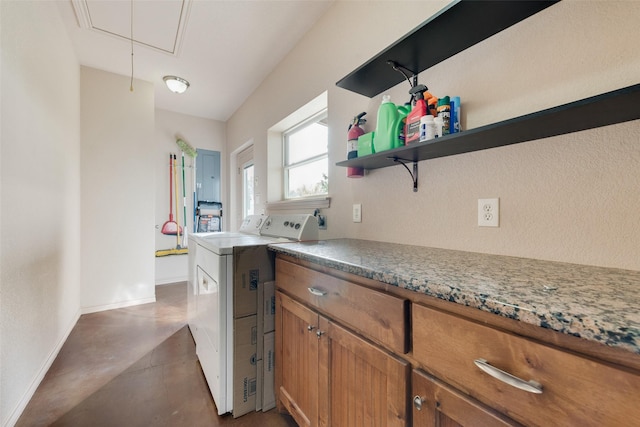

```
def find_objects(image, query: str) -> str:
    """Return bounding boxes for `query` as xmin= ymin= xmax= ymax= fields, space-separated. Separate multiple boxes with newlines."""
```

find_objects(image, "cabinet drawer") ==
xmin=413 ymin=304 xmax=640 ymax=426
xmin=276 ymin=258 xmax=409 ymax=354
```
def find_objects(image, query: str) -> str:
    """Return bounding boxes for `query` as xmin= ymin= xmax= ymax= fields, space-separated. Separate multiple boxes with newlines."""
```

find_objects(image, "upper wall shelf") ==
xmin=336 ymin=0 xmax=559 ymax=98
xmin=336 ymin=84 xmax=640 ymax=170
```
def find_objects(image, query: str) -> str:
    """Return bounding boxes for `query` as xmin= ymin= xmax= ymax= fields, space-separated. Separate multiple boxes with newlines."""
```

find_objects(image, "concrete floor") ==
xmin=17 ymin=282 xmax=296 ymax=427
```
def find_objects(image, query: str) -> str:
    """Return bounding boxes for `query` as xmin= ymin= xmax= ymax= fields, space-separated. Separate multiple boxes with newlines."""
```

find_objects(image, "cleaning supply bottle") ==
xmin=347 ymin=113 xmax=366 ymax=178
xmin=437 ymin=96 xmax=451 ymax=135
xmin=434 ymin=116 xmax=444 ymax=138
xmin=397 ymin=103 xmax=411 ymax=147
xmin=405 ymin=84 xmax=428 ymax=144
xmin=420 ymin=114 xmax=436 ymax=142
xmin=450 ymin=96 xmax=461 ymax=133
xmin=425 ymin=92 xmax=439 ymax=117
xmin=374 ymin=95 xmax=399 ymax=152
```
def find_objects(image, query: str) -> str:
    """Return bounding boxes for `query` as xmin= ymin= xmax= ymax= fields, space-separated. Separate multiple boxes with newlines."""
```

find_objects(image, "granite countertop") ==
xmin=268 ymin=238 xmax=640 ymax=355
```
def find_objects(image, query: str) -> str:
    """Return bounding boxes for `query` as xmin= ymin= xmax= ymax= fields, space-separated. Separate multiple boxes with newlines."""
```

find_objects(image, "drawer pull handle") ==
xmin=308 ymin=287 xmax=327 ymax=297
xmin=474 ymin=359 xmax=543 ymax=394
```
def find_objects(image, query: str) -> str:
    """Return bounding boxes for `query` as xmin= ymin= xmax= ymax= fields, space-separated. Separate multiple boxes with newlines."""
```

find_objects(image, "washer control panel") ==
xmin=260 ymin=214 xmax=319 ymax=241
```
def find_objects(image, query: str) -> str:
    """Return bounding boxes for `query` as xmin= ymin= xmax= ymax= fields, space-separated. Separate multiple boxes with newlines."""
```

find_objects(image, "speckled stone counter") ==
xmin=269 ymin=238 xmax=640 ymax=355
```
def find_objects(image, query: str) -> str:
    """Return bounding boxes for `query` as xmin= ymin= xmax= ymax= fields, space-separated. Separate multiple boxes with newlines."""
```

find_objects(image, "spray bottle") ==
xmin=405 ymin=84 xmax=428 ymax=144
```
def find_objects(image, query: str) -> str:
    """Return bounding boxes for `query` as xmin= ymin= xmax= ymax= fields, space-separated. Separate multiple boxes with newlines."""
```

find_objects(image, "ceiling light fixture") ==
xmin=163 ymin=76 xmax=190 ymax=94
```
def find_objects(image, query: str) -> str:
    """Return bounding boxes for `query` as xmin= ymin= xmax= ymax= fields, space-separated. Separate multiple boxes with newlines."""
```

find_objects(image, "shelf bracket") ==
xmin=389 ymin=157 xmax=418 ymax=192
xmin=387 ymin=60 xmax=417 ymax=89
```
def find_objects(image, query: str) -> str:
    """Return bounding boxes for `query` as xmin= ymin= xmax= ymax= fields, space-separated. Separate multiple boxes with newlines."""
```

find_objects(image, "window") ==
xmin=236 ymin=145 xmax=254 ymax=219
xmin=266 ymin=91 xmax=330 ymax=208
xmin=243 ymin=163 xmax=254 ymax=217
xmin=283 ymin=110 xmax=328 ymax=199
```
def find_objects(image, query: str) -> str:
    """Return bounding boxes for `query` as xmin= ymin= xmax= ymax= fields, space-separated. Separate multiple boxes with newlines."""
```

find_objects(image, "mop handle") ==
xmin=181 ymin=152 xmax=187 ymax=234
xmin=174 ymin=154 xmax=181 ymax=244
xmin=168 ymin=154 xmax=173 ymax=219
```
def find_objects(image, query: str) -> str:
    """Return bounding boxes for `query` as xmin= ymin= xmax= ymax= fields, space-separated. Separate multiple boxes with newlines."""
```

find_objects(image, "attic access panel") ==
xmin=336 ymin=0 xmax=559 ymax=98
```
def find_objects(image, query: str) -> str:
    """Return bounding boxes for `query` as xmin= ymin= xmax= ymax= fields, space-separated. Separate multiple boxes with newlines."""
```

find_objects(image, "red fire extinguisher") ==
xmin=347 ymin=112 xmax=366 ymax=178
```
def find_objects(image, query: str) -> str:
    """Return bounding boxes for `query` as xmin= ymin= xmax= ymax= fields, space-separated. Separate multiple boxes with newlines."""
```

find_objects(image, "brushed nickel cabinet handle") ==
xmin=474 ymin=359 xmax=543 ymax=394
xmin=413 ymin=395 xmax=425 ymax=411
xmin=316 ymin=330 xmax=325 ymax=339
xmin=308 ymin=287 xmax=327 ymax=297
xmin=307 ymin=325 xmax=316 ymax=332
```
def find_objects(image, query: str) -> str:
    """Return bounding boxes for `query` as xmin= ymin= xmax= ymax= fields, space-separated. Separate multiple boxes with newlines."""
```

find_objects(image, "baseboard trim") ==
xmin=81 ymin=296 xmax=156 ymax=315
xmin=4 ymin=309 xmax=81 ymax=427
xmin=155 ymin=276 xmax=188 ymax=285
xmin=156 ymin=280 xmax=187 ymax=286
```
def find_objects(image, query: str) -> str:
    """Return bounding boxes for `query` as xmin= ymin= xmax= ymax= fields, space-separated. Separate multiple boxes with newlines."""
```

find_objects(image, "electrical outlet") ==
xmin=478 ymin=198 xmax=499 ymax=227
xmin=353 ymin=204 xmax=362 ymax=223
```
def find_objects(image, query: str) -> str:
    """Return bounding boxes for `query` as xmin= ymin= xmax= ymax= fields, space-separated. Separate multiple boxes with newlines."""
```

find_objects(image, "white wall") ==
xmin=0 ymin=2 xmax=82 ymax=425
xmin=154 ymin=108 xmax=226 ymax=284
xmin=80 ymin=67 xmax=156 ymax=312
xmin=227 ymin=1 xmax=640 ymax=271
xmin=1 ymin=5 xmax=222 ymax=424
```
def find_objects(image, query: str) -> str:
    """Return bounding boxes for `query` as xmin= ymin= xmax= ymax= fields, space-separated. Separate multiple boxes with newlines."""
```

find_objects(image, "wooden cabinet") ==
xmin=412 ymin=369 xmax=520 ymax=427
xmin=276 ymin=292 xmax=321 ymax=427
xmin=327 ymin=318 xmax=409 ymax=427
xmin=412 ymin=304 xmax=640 ymax=426
xmin=276 ymin=256 xmax=409 ymax=354
xmin=275 ymin=253 xmax=640 ymax=427
xmin=275 ymin=258 xmax=410 ymax=427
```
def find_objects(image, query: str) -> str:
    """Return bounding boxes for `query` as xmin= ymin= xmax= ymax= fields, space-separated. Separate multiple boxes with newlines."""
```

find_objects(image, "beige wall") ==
xmin=154 ymin=108 xmax=226 ymax=284
xmin=227 ymin=0 xmax=640 ymax=271
xmin=80 ymin=67 xmax=156 ymax=311
xmin=0 ymin=2 xmax=82 ymax=425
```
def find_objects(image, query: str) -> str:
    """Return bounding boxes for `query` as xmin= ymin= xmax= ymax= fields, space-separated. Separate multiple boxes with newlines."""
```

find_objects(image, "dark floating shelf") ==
xmin=336 ymin=0 xmax=559 ymax=98
xmin=336 ymin=84 xmax=640 ymax=170
xmin=335 ymin=0 xmax=638 ymax=191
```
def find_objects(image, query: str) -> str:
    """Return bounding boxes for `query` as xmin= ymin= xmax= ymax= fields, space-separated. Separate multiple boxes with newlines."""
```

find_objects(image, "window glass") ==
xmin=286 ymin=122 xmax=327 ymax=164
xmin=243 ymin=164 xmax=254 ymax=217
xmin=283 ymin=111 xmax=328 ymax=199
xmin=286 ymin=158 xmax=328 ymax=199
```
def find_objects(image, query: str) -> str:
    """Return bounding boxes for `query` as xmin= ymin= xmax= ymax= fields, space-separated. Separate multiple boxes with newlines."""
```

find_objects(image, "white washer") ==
xmin=186 ymin=215 xmax=267 ymax=347
xmin=187 ymin=214 xmax=318 ymax=417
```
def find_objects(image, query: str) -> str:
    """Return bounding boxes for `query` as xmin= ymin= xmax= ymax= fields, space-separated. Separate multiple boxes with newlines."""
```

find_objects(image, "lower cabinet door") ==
xmin=327 ymin=321 xmax=410 ymax=427
xmin=276 ymin=292 xmax=320 ymax=427
xmin=412 ymin=369 xmax=521 ymax=427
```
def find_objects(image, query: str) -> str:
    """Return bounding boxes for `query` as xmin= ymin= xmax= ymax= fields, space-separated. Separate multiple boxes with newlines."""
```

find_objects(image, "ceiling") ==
xmin=56 ymin=0 xmax=334 ymax=121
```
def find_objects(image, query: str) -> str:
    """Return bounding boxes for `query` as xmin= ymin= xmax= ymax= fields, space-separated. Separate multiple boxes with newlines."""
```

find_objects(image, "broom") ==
xmin=156 ymin=153 xmax=188 ymax=257
xmin=160 ymin=153 xmax=179 ymax=235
